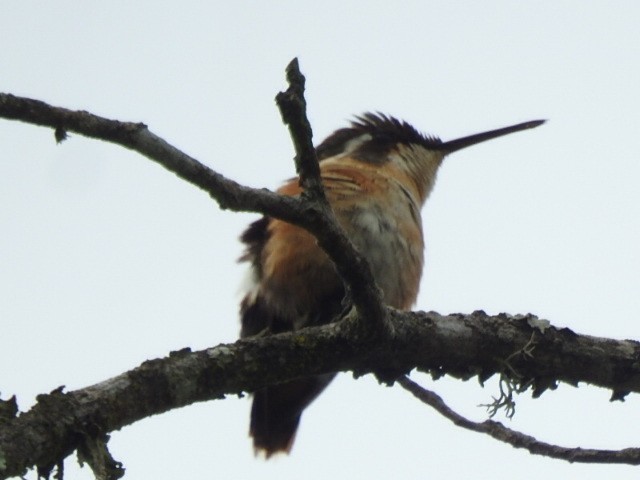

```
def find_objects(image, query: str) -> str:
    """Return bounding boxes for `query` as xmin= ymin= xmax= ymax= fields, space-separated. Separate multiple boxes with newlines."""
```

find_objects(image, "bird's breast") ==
xmin=252 ymin=159 xmax=425 ymax=327
xmin=336 ymin=196 xmax=424 ymax=310
xmin=323 ymin=159 xmax=425 ymax=309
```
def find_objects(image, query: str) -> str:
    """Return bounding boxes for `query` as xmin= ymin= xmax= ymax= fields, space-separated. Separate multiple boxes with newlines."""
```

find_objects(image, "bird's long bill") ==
xmin=441 ymin=119 xmax=545 ymax=154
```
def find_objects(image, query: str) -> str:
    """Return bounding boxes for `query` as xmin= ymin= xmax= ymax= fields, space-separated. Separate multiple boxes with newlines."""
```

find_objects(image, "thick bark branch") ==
xmin=2 ymin=310 xmax=640 ymax=477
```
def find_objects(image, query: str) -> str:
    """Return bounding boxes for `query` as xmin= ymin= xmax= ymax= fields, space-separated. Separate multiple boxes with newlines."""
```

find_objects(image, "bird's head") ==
xmin=315 ymin=112 xmax=544 ymax=204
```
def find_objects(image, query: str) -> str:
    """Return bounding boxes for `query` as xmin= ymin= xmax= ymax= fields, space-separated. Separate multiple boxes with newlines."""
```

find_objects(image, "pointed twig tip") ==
xmin=286 ymin=57 xmax=299 ymax=71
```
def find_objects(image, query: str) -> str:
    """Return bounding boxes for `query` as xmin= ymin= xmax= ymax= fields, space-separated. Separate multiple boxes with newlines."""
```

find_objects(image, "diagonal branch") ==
xmin=0 ymin=59 xmax=386 ymax=332
xmin=397 ymin=376 xmax=640 ymax=465
xmin=273 ymin=58 xmax=386 ymax=331
xmin=0 ymin=92 xmax=299 ymax=221
xmin=275 ymin=58 xmax=325 ymax=200
xmin=0 ymin=94 xmax=382 ymax=334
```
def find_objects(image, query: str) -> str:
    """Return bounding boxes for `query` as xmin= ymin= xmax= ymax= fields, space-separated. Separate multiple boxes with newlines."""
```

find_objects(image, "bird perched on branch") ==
xmin=239 ymin=112 xmax=544 ymax=457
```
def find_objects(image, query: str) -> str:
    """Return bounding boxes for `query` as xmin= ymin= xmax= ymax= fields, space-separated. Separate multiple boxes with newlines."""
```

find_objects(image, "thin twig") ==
xmin=398 ymin=376 xmax=640 ymax=465
xmin=275 ymin=58 xmax=325 ymax=201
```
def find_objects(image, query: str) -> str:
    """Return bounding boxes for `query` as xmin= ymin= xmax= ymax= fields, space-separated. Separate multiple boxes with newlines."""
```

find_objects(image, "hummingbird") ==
xmin=238 ymin=113 xmax=544 ymax=457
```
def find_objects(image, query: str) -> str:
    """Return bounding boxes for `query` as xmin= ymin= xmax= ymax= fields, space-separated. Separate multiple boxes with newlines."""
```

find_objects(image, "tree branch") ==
xmin=398 ymin=376 xmax=640 ymax=464
xmin=0 ymin=74 xmax=386 ymax=333
xmin=273 ymin=58 xmax=386 ymax=332
xmin=0 ymin=92 xmax=297 ymax=220
xmin=2 ymin=311 xmax=640 ymax=477
xmin=275 ymin=58 xmax=325 ymax=201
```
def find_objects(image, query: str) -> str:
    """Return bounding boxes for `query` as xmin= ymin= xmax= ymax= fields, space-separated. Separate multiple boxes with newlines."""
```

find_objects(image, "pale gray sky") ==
xmin=2 ymin=2 xmax=640 ymax=479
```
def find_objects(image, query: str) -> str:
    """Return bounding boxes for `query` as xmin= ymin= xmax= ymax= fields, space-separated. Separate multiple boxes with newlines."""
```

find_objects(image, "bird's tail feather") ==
xmin=250 ymin=374 xmax=336 ymax=457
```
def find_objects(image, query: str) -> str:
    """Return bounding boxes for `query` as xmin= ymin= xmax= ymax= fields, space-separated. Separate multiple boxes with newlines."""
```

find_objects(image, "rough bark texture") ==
xmin=2 ymin=311 xmax=640 ymax=477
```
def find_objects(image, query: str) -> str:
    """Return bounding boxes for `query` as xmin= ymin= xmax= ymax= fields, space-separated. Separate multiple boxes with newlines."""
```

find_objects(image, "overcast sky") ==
xmin=2 ymin=2 xmax=640 ymax=479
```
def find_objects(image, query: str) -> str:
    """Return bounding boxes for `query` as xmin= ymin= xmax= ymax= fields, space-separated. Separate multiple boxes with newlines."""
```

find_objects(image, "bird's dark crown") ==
xmin=315 ymin=112 xmax=442 ymax=162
